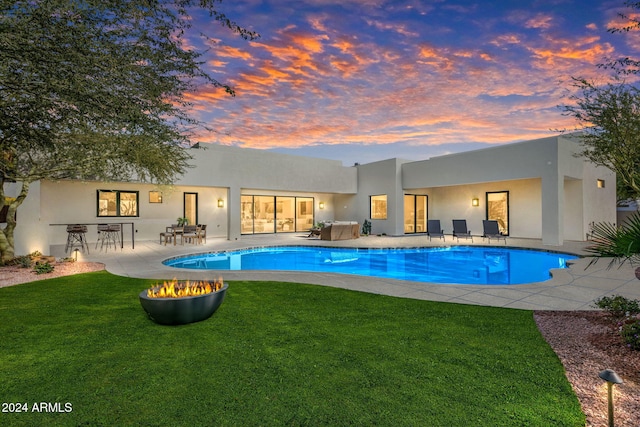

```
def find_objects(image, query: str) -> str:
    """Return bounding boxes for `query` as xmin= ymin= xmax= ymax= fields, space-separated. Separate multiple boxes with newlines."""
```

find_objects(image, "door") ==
xmin=486 ymin=191 xmax=509 ymax=235
xmin=404 ymin=195 xmax=427 ymax=234
xmin=184 ymin=192 xmax=198 ymax=226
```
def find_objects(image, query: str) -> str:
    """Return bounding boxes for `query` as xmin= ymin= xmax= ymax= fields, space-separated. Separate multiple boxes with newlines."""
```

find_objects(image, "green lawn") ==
xmin=0 ymin=271 xmax=584 ymax=426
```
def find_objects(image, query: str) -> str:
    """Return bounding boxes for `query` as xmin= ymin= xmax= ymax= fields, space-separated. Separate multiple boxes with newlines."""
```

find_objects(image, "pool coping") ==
xmin=161 ymin=244 xmax=580 ymax=286
xmin=52 ymin=233 xmax=640 ymax=311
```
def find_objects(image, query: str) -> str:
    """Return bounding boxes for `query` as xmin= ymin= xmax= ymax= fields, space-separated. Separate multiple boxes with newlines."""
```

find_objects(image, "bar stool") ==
xmin=96 ymin=223 xmax=121 ymax=251
xmin=65 ymin=224 xmax=89 ymax=254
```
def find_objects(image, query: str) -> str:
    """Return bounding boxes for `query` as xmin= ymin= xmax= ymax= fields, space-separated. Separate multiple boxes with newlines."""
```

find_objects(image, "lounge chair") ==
xmin=452 ymin=219 xmax=473 ymax=242
xmin=482 ymin=220 xmax=507 ymax=244
xmin=426 ymin=219 xmax=445 ymax=241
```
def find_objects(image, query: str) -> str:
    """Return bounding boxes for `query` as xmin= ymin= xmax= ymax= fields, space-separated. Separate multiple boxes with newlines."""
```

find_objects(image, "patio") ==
xmin=51 ymin=232 xmax=640 ymax=311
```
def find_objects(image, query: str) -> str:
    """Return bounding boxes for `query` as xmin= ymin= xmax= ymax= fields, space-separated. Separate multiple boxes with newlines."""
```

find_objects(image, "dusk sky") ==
xmin=185 ymin=0 xmax=638 ymax=166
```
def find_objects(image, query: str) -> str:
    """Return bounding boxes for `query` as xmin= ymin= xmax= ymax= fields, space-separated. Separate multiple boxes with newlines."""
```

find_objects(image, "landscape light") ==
xmin=599 ymin=369 xmax=623 ymax=427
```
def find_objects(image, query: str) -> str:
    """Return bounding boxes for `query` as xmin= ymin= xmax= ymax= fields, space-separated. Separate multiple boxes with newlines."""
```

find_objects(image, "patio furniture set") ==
xmin=64 ymin=222 xmax=132 ymax=254
xmin=160 ymin=224 xmax=207 ymax=246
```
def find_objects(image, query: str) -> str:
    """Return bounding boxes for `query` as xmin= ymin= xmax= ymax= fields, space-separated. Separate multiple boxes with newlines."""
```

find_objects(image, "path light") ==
xmin=73 ymin=248 xmax=79 ymax=261
xmin=599 ymin=369 xmax=623 ymax=427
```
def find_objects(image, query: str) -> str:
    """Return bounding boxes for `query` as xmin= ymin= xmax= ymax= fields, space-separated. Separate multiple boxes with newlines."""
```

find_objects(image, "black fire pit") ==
xmin=139 ymin=282 xmax=227 ymax=325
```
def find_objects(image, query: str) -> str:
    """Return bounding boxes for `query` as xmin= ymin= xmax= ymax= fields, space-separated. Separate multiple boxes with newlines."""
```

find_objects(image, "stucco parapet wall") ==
xmin=401 ymin=135 xmax=585 ymax=188
xmin=177 ymin=144 xmax=358 ymax=193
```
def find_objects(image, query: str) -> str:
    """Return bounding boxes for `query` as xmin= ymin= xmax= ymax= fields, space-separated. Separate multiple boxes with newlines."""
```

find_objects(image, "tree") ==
xmin=0 ymin=0 xmax=258 ymax=263
xmin=560 ymin=78 xmax=640 ymax=201
xmin=600 ymin=1 xmax=640 ymax=74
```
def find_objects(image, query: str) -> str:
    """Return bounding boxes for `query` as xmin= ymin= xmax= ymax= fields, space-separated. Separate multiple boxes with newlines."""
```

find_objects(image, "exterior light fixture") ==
xmin=599 ymin=369 xmax=623 ymax=427
xmin=471 ymin=198 xmax=479 ymax=207
xmin=217 ymin=198 xmax=224 ymax=208
xmin=319 ymin=202 xmax=325 ymax=209
xmin=73 ymin=248 xmax=79 ymax=261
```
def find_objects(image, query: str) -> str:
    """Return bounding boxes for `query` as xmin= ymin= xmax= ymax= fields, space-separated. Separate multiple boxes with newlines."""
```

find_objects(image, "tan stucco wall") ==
xmin=424 ymin=178 xmax=542 ymax=238
xmin=36 ymin=180 xmax=230 ymax=247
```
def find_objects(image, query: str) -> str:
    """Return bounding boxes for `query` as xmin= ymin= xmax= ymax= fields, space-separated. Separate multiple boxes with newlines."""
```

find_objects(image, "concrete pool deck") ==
xmin=52 ymin=233 xmax=640 ymax=311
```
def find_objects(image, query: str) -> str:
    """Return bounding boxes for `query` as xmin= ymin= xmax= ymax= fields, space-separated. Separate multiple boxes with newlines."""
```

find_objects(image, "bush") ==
xmin=592 ymin=295 xmax=640 ymax=319
xmin=620 ymin=317 xmax=640 ymax=350
xmin=33 ymin=262 xmax=54 ymax=275
xmin=14 ymin=255 xmax=33 ymax=268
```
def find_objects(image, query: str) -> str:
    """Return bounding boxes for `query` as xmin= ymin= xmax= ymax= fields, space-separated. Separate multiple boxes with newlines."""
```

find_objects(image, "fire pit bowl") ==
xmin=139 ymin=280 xmax=227 ymax=325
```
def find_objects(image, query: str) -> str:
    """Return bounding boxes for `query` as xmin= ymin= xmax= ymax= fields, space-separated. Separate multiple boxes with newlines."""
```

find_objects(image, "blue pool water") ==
xmin=163 ymin=246 xmax=578 ymax=285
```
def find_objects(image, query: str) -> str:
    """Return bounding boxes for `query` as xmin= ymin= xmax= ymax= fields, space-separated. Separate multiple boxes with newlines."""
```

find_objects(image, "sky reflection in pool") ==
xmin=163 ymin=246 xmax=578 ymax=285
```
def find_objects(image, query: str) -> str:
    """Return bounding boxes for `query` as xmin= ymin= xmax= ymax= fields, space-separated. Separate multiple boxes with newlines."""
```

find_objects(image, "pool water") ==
xmin=163 ymin=246 xmax=578 ymax=285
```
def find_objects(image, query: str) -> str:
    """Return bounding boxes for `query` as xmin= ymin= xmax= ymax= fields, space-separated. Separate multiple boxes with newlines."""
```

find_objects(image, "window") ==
xmin=97 ymin=190 xmax=139 ymax=217
xmin=370 ymin=195 xmax=388 ymax=220
xmin=149 ymin=191 xmax=163 ymax=203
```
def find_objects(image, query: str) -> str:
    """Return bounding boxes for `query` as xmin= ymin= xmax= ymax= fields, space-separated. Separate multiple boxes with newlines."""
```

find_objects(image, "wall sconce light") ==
xmin=599 ymin=369 xmax=623 ymax=427
xmin=217 ymin=198 xmax=224 ymax=208
xmin=319 ymin=202 xmax=325 ymax=209
xmin=471 ymin=198 xmax=479 ymax=207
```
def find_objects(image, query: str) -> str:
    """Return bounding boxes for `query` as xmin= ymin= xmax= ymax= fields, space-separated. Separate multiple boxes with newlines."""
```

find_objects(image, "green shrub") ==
xmin=14 ymin=255 xmax=33 ymax=268
xmin=620 ymin=317 xmax=640 ymax=350
xmin=592 ymin=295 xmax=640 ymax=319
xmin=33 ymin=262 xmax=54 ymax=275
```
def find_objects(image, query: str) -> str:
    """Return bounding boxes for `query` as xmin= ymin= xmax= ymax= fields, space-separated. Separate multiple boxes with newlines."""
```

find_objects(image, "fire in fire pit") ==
xmin=146 ymin=278 xmax=224 ymax=298
xmin=139 ymin=278 xmax=227 ymax=325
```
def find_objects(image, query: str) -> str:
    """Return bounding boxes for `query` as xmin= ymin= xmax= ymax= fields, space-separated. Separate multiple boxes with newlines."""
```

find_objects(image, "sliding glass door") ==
xmin=404 ymin=194 xmax=427 ymax=234
xmin=241 ymin=195 xmax=315 ymax=234
xmin=295 ymin=197 xmax=314 ymax=232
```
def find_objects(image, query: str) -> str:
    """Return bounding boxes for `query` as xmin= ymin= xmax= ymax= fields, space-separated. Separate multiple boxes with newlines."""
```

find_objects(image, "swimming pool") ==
xmin=163 ymin=246 xmax=578 ymax=285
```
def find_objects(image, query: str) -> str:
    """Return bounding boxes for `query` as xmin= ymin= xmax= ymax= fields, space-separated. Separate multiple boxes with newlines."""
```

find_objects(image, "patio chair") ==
xmin=197 ymin=224 xmax=207 ymax=244
xmin=452 ymin=219 xmax=473 ymax=242
xmin=160 ymin=224 xmax=177 ymax=245
xmin=426 ymin=219 xmax=445 ymax=241
xmin=482 ymin=220 xmax=507 ymax=244
xmin=183 ymin=225 xmax=203 ymax=245
xmin=161 ymin=225 xmax=183 ymax=246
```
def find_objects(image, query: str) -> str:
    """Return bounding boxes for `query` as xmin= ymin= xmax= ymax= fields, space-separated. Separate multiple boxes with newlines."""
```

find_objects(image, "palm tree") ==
xmin=585 ymin=211 xmax=640 ymax=279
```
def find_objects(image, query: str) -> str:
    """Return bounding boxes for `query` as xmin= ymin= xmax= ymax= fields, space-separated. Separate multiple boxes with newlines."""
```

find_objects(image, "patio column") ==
xmin=541 ymin=174 xmax=563 ymax=246
xmin=227 ymin=185 xmax=241 ymax=241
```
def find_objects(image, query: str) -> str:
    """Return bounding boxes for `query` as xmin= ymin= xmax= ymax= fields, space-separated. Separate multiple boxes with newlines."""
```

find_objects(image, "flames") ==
xmin=146 ymin=277 xmax=224 ymax=298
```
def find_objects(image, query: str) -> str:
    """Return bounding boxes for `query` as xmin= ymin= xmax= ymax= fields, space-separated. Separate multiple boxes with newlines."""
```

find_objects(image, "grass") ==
xmin=0 ymin=271 xmax=584 ymax=426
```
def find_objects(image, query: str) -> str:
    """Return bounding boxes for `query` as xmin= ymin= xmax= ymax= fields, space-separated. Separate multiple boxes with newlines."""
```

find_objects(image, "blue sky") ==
xmin=185 ymin=0 xmax=637 ymax=166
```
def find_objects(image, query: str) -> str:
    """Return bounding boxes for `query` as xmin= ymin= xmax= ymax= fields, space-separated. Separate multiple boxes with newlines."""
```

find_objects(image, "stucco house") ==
xmin=7 ymin=134 xmax=616 ymax=255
